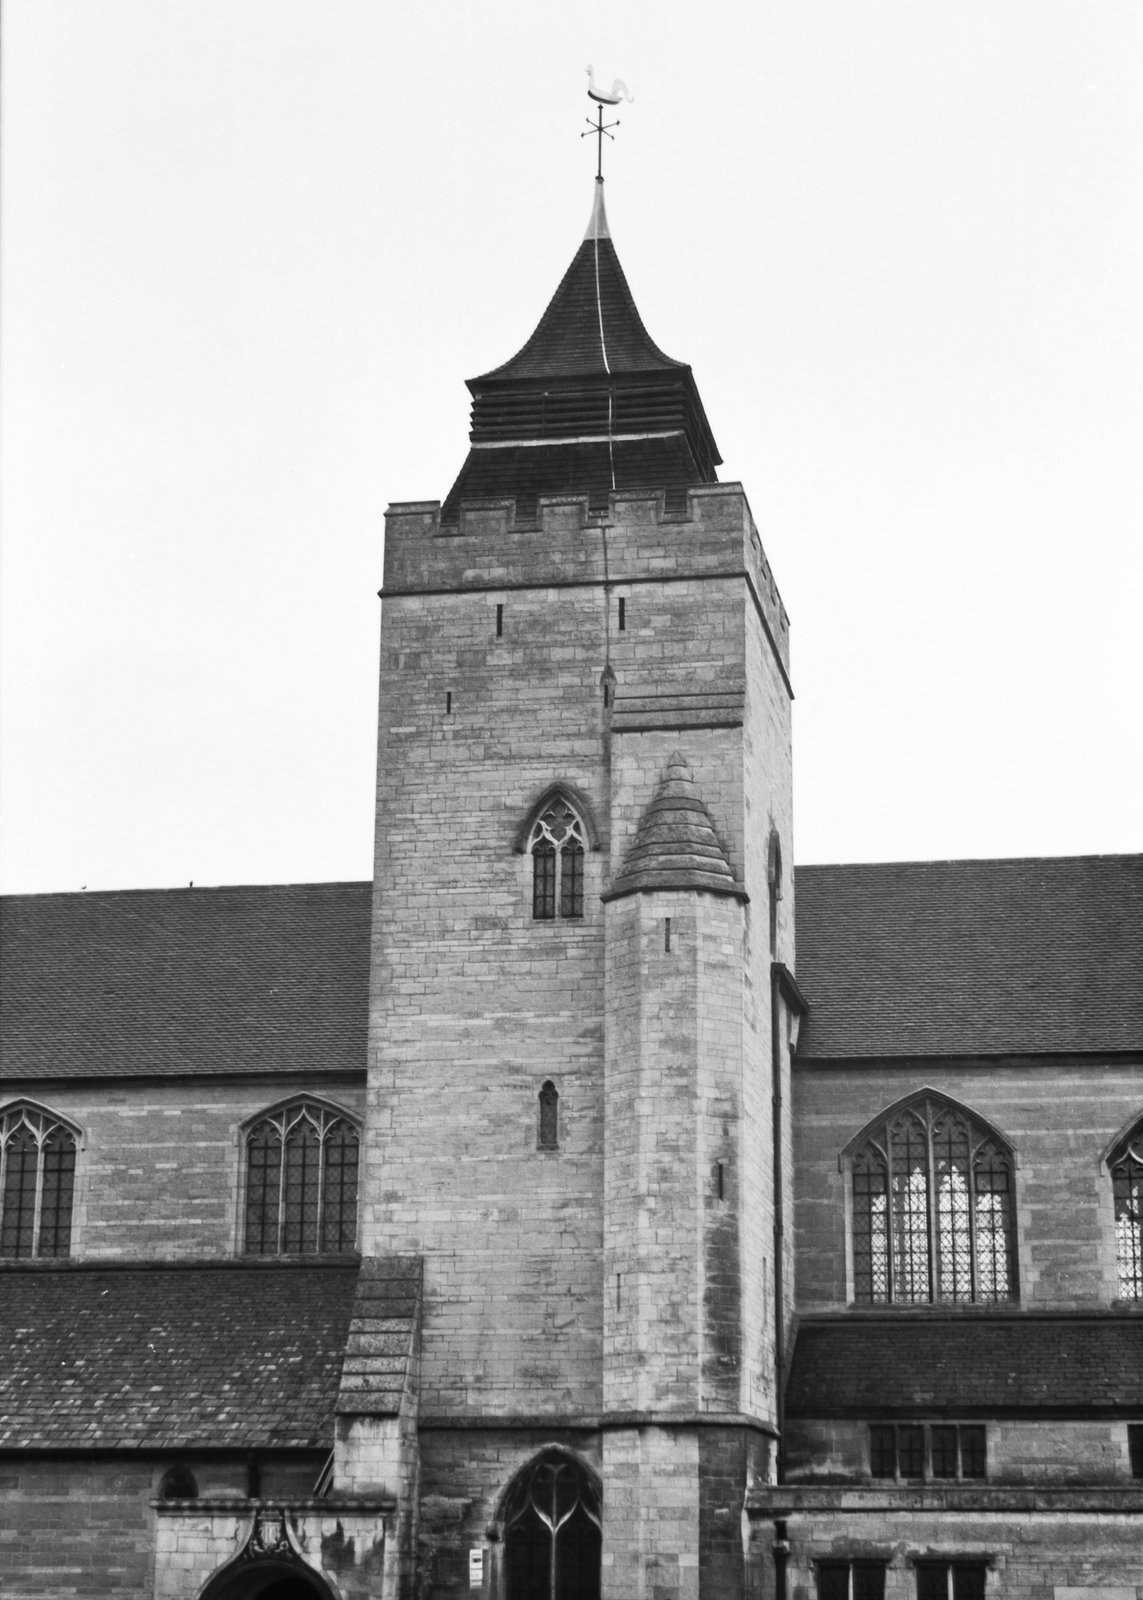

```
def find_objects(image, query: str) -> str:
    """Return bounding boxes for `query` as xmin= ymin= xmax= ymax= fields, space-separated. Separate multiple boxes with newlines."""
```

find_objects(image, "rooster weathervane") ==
xmin=583 ymin=65 xmax=634 ymax=180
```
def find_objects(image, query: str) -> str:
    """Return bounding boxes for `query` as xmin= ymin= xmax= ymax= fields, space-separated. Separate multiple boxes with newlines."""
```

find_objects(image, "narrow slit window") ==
xmin=539 ymin=1081 xmax=559 ymax=1150
xmin=618 ymin=597 xmax=626 ymax=631
xmin=496 ymin=603 xmax=504 ymax=637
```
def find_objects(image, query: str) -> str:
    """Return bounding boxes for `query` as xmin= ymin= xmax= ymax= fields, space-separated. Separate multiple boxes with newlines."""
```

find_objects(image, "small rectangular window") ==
xmin=915 ymin=1563 xmax=987 ymax=1600
xmin=1128 ymin=1425 xmax=1143 ymax=1479
xmin=817 ymin=1562 xmax=886 ymax=1600
xmin=496 ymin=603 xmax=503 ymax=637
xmin=960 ymin=1426 xmax=986 ymax=1480
xmin=870 ymin=1423 xmax=986 ymax=1482
xmin=618 ymin=597 xmax=626 ymax=630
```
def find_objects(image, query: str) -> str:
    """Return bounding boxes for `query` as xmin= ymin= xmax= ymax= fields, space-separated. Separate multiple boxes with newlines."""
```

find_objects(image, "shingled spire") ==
xmin=441 ymin=179 xmax=722 ymax=524
xmin=603 ymin=753 xmax=746 ymax=901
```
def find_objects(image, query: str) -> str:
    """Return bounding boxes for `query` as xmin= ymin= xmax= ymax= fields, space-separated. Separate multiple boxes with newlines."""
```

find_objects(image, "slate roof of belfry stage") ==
xmin=794 ymin=854 xmax=1143 ymax=1059
xmin=0 ymin=1262 xmax=359 ymax=1449
xmin=785 ymin=1314 xmax=1143 ymax=1417
xmin=0 ymin=881 xmax=372 ymax=1081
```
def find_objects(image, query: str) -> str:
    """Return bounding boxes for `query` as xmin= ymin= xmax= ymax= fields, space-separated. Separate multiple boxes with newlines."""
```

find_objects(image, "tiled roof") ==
xmin=605 ymin=753 xmax=745 ymax=901
xmin=0 ymin=881 xmax=371 ymax=1080
xmin=0 ymin=1262 xmax=358 ymax=1449
xmin=795 ymin=855 xmax=1143 ymax=1059
xmin=786 ymin=1313 xmax=1143 ymax=1417
xmin=336 ymin=1256 xmax=422 ymax=1418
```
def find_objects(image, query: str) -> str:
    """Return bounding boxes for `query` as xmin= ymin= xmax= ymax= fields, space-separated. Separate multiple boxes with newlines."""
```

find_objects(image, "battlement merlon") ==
xmin=380 ymin=483 xmax=791 ymax=683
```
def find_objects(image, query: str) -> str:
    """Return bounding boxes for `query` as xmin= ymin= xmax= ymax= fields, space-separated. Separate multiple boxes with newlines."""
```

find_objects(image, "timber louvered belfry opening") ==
xmin=503 ymin=1452 xmax=601 ymax=1600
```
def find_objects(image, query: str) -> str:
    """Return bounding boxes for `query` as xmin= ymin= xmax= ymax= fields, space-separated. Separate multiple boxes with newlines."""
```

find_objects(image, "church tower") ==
xmin=352 ymin=173 xmax=798 ymax=1598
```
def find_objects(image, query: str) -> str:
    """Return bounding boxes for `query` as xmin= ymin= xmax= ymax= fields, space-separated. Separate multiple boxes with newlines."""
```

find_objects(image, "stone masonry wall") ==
xmin=0 ymin=1080 xmax=365 ymax=1261
xmin=791 ymin=1059 xmax=1143 ymax=1310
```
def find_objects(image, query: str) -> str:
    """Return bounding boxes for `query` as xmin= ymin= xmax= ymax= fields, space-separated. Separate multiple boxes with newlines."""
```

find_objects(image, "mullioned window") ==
xmin=1109 ymin=1116 xmax=1143 ymax=1299
xmin=0 ymin=1102 xmax=78 ymax=1259
xmin=243 ymin=1099 xmax=359 ymax=1256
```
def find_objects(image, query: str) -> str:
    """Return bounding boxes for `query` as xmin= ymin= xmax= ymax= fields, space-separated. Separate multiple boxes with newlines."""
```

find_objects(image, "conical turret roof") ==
xmin=603 ymin=754 xmax=746 ymax=901
xmin=441 ymin=180 xmax=721 ymax=524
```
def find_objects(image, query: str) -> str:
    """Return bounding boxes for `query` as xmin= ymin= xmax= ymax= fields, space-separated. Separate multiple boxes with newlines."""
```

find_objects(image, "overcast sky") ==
xmin=2 ymin=0 xmax=1140 ymax=895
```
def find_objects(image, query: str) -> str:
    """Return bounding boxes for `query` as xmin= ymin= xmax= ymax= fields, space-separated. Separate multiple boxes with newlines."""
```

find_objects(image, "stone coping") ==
xmin=747 ymin=1485 xmax=1143 ymax=1515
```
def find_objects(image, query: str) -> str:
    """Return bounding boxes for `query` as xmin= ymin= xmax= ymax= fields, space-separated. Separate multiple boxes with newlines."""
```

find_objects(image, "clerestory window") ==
xmin=243 ymin=1099 xmax=359 ymax=1256
xmin=1109 ymin=1118 xmax=1143 ymax=1299
xmin=0 ymin=1103 xmax=78 ymax=1259
xmin=530 ymin=798 xmax=586 ymax=920
xmin=849 ymin=1095 xmax=1016 ymax=1305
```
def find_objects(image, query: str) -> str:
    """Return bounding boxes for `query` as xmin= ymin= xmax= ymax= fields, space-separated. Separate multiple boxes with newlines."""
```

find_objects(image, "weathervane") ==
xmin=583 ymin=65 xmax=634 ymax=180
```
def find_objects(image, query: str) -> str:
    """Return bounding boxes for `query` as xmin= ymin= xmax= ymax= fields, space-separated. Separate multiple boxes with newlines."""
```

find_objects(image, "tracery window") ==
xmin=503 ymin=1451 xmax=601 ymax=1600
xmin=850 ymin=1096 xmax=1015 ymax=1304
xmin=1109 ymin=1118 xmax=1143 ymax=1299
xmin=0 ymin=1103 xmax=77 ymax=1259
xmin=244 ymin=1100 xmax=359 ymax=1256
xmin=530 ymin=798 xmax=586 ymax=921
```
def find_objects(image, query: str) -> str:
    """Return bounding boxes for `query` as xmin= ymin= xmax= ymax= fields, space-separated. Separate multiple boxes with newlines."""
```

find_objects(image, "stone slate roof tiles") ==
xmin=604 ymin=753 xmax=746 ymax=901
xmin=0 ymin=1262 xmax=359 ymax=1449
xmin=795 ymin=854 xmax=1143 ymax=1059
xmin=1 ymin=881 xmax=371 ymax=1081
xmin=336 ymin=1255 xmax=423 ymax=1418
xmin=785 ymin=1313 xmax=1143 ymax=1417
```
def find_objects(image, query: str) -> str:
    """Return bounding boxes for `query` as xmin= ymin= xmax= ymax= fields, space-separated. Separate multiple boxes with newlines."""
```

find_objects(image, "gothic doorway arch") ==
xmin=199 ymin=1558 xmax=338 ymax=1600
xmin=502 ymin=1450 xmax=601 ymax=1600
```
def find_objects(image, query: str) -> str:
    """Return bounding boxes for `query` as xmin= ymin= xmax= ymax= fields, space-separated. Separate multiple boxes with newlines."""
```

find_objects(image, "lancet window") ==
xmin=1109 ymin=1117 xmax=1143 ymax=1299
xmin=539 ymin=1081 xmax=559 ymax=1150
xmin=503 ymin=1451 xmax=601 ymax=1600
xmin=0 ymin=1102 xmax=78 ymax=1259
xmin=244 ymin=1099 xmax=359 ymax=1256
xmin=530 ymin=798 xmax=586 ymax=920
xmin=850 ymin=1095 xmax=1016 ymax=1304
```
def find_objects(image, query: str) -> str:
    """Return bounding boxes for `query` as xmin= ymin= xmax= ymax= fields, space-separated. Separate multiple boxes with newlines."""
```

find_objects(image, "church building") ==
xmin=2 ymin=172 xmax=1141 ymax=1600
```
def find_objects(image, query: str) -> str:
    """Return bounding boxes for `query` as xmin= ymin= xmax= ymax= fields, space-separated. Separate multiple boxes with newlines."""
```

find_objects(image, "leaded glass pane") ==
xmin=889 ymin=1114 xmax=931 ymax=1302
xmin=37 ymin=1126 xmax=76 ymax=1258
xmin=245 ymin=1122 xmax=282 ymax=1253
xmin=560 ymin=842 xmax=584 ymax=918
xmin=931 ymin=1424 xmax=959 ymax=1478
xmin=951 ymin=1566 xmax=986 ymax=1600
xmin=897 ymin=1424 xmax=924 ymax=1479
xmin=960 ymin=1425 xmax=987 ymax=1479
xmin=321 ymin=1120 xmax=359 ymax=1252
xmin=869 ymin=1424 xmax=896 ymax=1478
xmin=853 ymin=1149 xmax=888 ymax=1303
xmin=915 ymin=1565 xmax=949 ymax=1600
xmin=1 ymin=1127 xmax=38 ymax=1258
xmin=533 ymin=841 xmax=556 ymax=920
xmin=933 ymin=1115 xmax=972 ymax=1300
xmin=974 ymin=1142 xmax=1013 ymax=1301
xmin=283 ymin=1117 xmax=321 ymax=1253
xmin=1111 ymin=1128 xmax=1143 ymax=1300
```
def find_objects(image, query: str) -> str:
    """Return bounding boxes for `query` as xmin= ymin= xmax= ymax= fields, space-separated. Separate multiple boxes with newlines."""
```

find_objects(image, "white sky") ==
xmin=2 ymin=0 xmax=1140 ymax=895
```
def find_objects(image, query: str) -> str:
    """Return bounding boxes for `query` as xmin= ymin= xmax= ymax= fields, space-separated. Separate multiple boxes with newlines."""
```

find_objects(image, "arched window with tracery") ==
xmin=244 ymin=1100 xmax=359 ymax=1256
xmin=530 ymin=798 xmax=586 ymax=921
xmin=1109 ymin=1117 xmax=1143 ymax=1299
xmin=0 ymin=1102 xmax=78 ymax=1259
xmin=503 ymin=1451 xmax=601 ymax=1600
xmin=849 ymin=1095 xmax=1016 ymax=1305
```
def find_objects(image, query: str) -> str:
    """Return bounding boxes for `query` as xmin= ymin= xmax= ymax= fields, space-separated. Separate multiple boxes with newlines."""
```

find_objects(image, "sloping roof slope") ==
xmin=0 ymin=1262 xmax=357 ymax=1449
xmin=0 ymin=882 xmax=372 ymax=1080
xmin=795 ymin=855 xmax=1143 ymax=1059
xmin=605 ymin=753 xmax=744 ymax=901
xmin=336 ymin=1255 xmax=423 ymax=1418
xmin=786 ymin=1313 xmax=1143 ymax=1417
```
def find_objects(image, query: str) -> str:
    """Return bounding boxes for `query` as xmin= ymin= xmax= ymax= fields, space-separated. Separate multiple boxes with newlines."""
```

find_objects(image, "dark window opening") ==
xmin=617 ymin=597 xmax=626 ymax=631
xmin=851 ymin=1097 xmax=1016 ymax=1305
xmin=159 ymin=1464 xmax=199 ymax=1501
xmin=0 ymin=1105 xmax=77 ymax=1259
xmin=1128 ymin=1425 xmax=1143 ymax=1479
xmin=539 ymin=1081 xmax=559 ymax=1151
xmin=915 ymin=1561 xmax=987 ymax=1600
xmin=529 ymin=798 xmax=587 ymax=922
xmin=504 ymin=1453 xmax=601 ymax=1600
xmin=817 ymin=1561 xmax=887 ymax=1600
xmin=767 ymin=830 xmax=782 ymax=956
xmin=496 ymin=603 xmax=504 ymax=637
xmin=1110 ymin=1119 xmax=1143 ymax=1299
xmin=244 ymin=1101 xmax=359 ymax=1256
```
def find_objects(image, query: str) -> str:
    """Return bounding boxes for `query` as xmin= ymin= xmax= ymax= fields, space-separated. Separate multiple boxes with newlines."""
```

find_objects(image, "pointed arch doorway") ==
xmin=200 ymin=1562 xmax=337 ymax=1600
xmin=502 ymin=1451 xmax=601 ymax=1600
